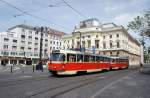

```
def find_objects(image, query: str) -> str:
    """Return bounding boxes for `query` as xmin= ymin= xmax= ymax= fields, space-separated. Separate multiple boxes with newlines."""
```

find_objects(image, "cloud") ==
xmin=104 ymin=5 xmax=124 ymax=12
xmin=111 ymin=13 xmax=141 ymax=27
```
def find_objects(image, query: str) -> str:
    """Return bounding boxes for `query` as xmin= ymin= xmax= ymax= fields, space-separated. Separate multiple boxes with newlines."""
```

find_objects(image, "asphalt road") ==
xmin=0 ymin=67 xmax=150 ymax=98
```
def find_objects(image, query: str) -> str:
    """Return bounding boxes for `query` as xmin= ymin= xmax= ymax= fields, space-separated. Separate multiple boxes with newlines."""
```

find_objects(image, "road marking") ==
xmin=91 ymin=72 xmax=136 ymax=98
xmin=96 ymin=76 xmax=105 ymax=79
xmin=19 ymin=76 xmax=33 ymax=78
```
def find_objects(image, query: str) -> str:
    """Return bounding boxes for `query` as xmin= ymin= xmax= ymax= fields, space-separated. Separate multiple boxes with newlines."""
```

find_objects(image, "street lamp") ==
xmin=34 ymin=26 xmax=48 ymax=61
xmin=79 ymin=32 xmax=82 ymax=52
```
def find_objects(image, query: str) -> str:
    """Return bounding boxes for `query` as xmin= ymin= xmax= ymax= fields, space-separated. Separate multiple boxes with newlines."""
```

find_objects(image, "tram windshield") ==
xmin=50 ymin=53 xmax=65 ymax=61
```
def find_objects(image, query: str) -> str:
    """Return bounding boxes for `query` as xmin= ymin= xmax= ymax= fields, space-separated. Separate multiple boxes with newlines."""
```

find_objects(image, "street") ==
xmin=0 ymin=65 xmax=150 ymax=98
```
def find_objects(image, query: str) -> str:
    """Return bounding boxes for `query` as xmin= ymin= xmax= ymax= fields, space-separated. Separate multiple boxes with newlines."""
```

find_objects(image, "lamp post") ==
xmin=34 ymin=27 xmax=48 ymax=61
xmin=77 ymin=31 xmax=82 ymax=52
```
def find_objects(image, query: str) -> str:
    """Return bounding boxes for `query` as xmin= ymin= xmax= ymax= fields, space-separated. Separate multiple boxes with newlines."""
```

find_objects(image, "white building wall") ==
xmin=0 ymin=25 xmax=64 ymax=65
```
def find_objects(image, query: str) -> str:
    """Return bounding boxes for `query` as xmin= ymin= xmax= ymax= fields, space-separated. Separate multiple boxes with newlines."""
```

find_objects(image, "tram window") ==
xmin=77 ymin=54 xmax=83 ymax=62
xmin=112 ymin=59 xmax=115 ymax=62
xmin=90 ymin=55 xmax=95 ymax=62
xmin=107 ymin=58 xmax=110 ymax=62
xmin=50 ymin=53 xmax=65 ymax=61
xmin=116 ymin=59 xmax=119 ymax=62
xmin=84 ymin=55 xmax=90 ymax=62
xmin=96 ymin=56 xmax=100 ymax=62
xmin=100 ymin=57 xmax=104 ymax=62
xmin=67 ymin=54 xmax=76 ymax=62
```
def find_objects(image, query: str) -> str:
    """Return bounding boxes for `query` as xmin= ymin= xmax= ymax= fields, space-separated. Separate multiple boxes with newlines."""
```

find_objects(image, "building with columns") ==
xmin=62 ymin=18 xmax=141 ymax=66
xmin=0 ymin=24 xmax=64 ymax=66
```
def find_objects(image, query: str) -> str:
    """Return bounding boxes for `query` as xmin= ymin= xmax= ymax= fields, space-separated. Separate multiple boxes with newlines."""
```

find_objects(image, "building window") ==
xmin=13 ymin=39 xmax=17 ymax=43
xmin=35 ymin=43 xmax=38 ymax=45
xmin=45 ymin=39 xmax=48 ymax=42
xmin=96 ymin=35 xmax=98 ymax=38
xmin=103 ymin=42 xmax=106 ymax=49
xmin=21 ymin=41 xmax=25 ymax=44
xmin=103 ymin=36 xmax=105 ymax=39
xmin=3 ymin=51 xmax=9 ymax=55
xmin=110 ymin=42 xmax=112 ymax=48
xmin=117 ymin=42 xmax=120 ymax=48
xmin=20 ymin=47 xmax=24 ymax=50
xmin=87 ymin=35 xmax=90 ymax=38
xmin=110 ymin=35 xmax=112 ymax=39
xmin=3 ymin=45 xmax=8 ymax=49
xmin=95 ymin=40 xmax=99 ymax=48
xmin=4 ymin=38 xmax=9 ymax=42
xmin=28 ymin=47 xmax=32 ymax=50
xmin=22 ymin=28 xmax=25 ymax=32
xmin=21 ymin=35 xmax=25 ymax=39
xmin=116 ymin=34 xmax=119 ymax=37
xmin=117 ymin=51 xmax=119 ymax=56
xmin=82 ymin=41 xmax=85 ymax=47
xmin=103 ymin=52 xmax=105 ymax=55
xmin=28 ymin=42 xmax=32 ymax=45
xmin=12 ymin=46 xmax=17 ymax=50
xmin=35 ymin=37 xmax=38 ymax=40
xmin=110 ymin=52 xmax=112 ymax=55
xmin=28 ymin=36 xmax=32 ymax=39
xmin=34 ymin=48 xmax=38 ymax=51
xmin=45 ymin=44 xmax=48 ymax=47
xmin=87 ymin=40 xmax=91 ymax=48
xmin=35 ymin=31 xmax=38 ymax=35
xmin=50 ymin=41 xmax=52 ymax=44
xmin=29 ymin=31 xmax=32 ymax=34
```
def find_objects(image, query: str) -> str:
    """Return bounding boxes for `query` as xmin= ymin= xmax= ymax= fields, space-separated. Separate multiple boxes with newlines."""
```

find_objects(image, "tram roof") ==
xmin=52 ymin=50 xmax=110 ymax=58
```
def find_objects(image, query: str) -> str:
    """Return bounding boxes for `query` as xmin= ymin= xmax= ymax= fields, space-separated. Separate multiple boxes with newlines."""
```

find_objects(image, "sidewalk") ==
xmin=140 ymin=63 xmax=150 ymax=75
xmin=0 ymin=64 xmax=48 ymax=74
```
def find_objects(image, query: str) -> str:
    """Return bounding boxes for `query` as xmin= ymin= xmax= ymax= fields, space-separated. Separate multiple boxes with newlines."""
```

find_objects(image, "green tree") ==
xmin=127 ymin=10 xmax=150 ymax=40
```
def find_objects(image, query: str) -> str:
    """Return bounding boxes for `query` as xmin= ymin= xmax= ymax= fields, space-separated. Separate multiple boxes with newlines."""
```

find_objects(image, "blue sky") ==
xmin=0 ymin=0 xmax=149 ymax=35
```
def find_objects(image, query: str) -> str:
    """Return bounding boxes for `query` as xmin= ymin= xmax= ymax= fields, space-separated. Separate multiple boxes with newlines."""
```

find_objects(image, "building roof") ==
xmin=8 ymin=24 xmax=65 ymax=36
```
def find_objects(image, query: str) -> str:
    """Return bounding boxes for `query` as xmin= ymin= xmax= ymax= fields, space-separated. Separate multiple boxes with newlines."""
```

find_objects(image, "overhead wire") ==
xmin=0 ymin=0 xmax=71 ymax=30
xmin=61 ymin=0 xmax=86 ymax=18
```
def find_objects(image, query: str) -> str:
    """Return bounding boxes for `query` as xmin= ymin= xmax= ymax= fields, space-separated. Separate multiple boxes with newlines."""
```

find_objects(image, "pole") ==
xmin=39 ymin=27 xmax=44 ymax=61
xmin=79 ymin=32 xmax=81 ymax=52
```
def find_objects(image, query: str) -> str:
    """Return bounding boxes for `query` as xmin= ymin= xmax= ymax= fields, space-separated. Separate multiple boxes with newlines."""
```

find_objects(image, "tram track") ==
xmin=24 ymin=69 xmax=133 ymax=98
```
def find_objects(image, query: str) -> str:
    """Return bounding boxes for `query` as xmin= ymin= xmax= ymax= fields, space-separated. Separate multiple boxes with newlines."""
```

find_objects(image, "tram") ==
xmin=48 ymin=50 xmax=129 ymax=75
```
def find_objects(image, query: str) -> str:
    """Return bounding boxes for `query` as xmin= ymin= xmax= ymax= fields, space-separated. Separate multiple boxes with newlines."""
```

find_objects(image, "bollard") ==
xmin=33 ymin=66 xmax=35 ymax=72
xmin=10 ymin=66 xmax=13 ymax=73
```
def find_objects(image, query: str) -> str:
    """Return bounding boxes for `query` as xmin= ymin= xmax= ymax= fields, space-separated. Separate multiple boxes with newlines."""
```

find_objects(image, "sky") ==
xmin=0 ymin=0 xmax=149 ymax=37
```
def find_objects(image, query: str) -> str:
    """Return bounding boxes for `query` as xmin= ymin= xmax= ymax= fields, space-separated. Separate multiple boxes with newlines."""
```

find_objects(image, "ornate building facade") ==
xmin=62 ymin=18 xmax=141 ymax=66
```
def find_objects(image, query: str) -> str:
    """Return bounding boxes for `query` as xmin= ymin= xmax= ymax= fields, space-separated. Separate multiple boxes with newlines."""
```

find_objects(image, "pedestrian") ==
xmin=140 ymin=63 xmax=143 ymax=67
xmin=39 ymin=61 xmax=43 ymax=72
xmin=140 ymin=63 xmax=143 ymax=72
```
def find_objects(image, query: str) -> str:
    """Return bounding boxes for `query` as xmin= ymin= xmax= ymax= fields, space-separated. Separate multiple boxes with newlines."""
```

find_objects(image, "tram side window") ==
xmin=100 ymin=56 xmax=104 ymax=62
xmin=84 ymin=55 xmax=90 ymax=62
xmin=77 ymin=54 xmax=83 ymax=62
xmin=104 ymin=57 xmax=107 ymax=62
xmin=90 ymin=55 xmax=95 ymax=62
xmin=116 ymin=58 xmax=119 ymax=63
xmin=67 ymin=54 xmax=76 ymax=62
xmin=96 ymin=56 xmax=100 ymax=62
xmin=112 ymin=59 xmax=115 ymax=63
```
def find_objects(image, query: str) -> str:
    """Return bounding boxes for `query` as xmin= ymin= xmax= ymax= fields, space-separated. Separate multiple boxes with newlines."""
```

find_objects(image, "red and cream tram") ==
xmin=48 ymin=50 xmax=129 ymax=75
